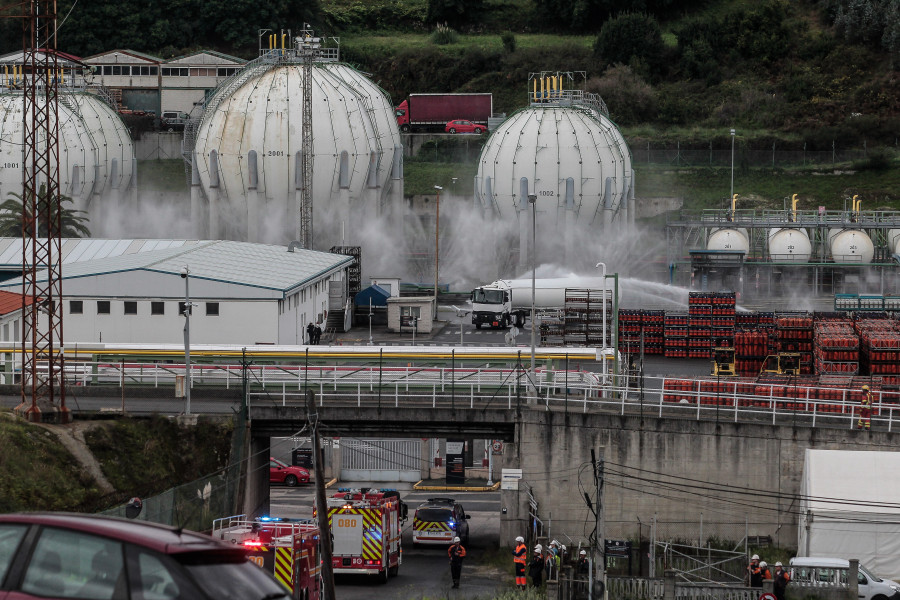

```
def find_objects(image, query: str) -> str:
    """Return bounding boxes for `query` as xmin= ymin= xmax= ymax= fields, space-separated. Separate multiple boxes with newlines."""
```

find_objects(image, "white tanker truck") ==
xmin=470 ymin=277 xmax=605 ymax=329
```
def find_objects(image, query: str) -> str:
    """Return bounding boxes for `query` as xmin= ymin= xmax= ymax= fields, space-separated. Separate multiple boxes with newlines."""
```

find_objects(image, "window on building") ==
xmin=177 ymin=302 xmax=192 ymax=315
xmin=3 ymin=324 xmax=8 ymax=341
xmin=206 ymin=303 xmax=219 ymax=316
xmin=217 ymin=67 xmax=238 ymax=77
xmin=102 ymin=65 xmax=112 ymax=75
xmin=112 ymin=65 xmax=122 ymax=75
xmin=179 ymin=68 xmax=189 ymax=76
xmin=151 ymin=301 xmax=164 ymax=315
xmin=149 ymin=66 xmax=158 ymax=75
xmin=70 ymin=300 xmax=83 ymax=314
xmin=400 ymin=306 xmax=421 ymax=318
xmin=161 ymin=67 xmax=171 ymax=76
xmin=124 ymin=301 xmax=137 ymax=315
xmin=97 ymin=301 xmax=110 ymax=314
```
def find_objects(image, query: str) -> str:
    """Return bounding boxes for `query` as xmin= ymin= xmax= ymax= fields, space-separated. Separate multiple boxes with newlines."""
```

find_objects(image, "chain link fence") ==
xmin=630 ymin=142 xmax=874 ymax=169
xmin=102 ymin=410 xmax=247 ymax=532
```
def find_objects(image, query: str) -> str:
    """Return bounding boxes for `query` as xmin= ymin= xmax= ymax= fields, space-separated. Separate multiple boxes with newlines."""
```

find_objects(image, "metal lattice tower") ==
xmin=19 ymin=0 xmax=68 ymax=423
xmin=298 ymin=25 xmax=320 ymax=249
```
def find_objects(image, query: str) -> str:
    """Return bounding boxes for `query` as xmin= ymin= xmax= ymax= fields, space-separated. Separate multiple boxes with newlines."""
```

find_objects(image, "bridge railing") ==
xmin=37 ymin=358 xmax=900 ymax=430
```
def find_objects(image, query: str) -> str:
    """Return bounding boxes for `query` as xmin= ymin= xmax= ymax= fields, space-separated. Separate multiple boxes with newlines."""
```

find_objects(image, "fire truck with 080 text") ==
xmin=324 ymin=488 xmax=407 ymax=583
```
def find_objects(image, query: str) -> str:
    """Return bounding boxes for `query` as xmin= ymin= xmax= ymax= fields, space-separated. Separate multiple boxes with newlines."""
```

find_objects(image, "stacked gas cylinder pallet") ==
xmin=663 ymin=313 xmax=689 ymax=358
xmin=683 ymin=292 xmax=736 ymax=359
xmin=775 ymin=314 xmax=814 ymax=374
xmin=856 ymin=316 xmax=900 ymax=384
xmin=618 ymin=309 xmax=665 ymax=355
xmin=813 ymin=315 xmax=860 ymax=376
xmin=735 ymin=313 xmax=768 ymax=376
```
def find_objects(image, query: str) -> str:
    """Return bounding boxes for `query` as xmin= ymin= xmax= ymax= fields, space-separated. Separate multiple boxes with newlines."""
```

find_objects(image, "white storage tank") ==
xmin=888 ymin=229 xmax=900 ymax=255
xmin=768 ymin=228 xmax=811 ymax=262
xmin=0 ymin=92 xmax=133 ymax=212
xmin=191 ymin=60 xmax=402 ymax=245
xmin=828 ymin=229 xmax=874 ymax=263
xmin=707 ymin=227 xmax=749 ymax=254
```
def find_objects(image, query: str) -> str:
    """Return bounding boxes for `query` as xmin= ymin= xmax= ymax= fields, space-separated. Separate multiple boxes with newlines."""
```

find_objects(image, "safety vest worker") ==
xmin=513 ymin=536 xmax=528 ymax=589
xmin=858 ymin=385 xmax=872 ymax=430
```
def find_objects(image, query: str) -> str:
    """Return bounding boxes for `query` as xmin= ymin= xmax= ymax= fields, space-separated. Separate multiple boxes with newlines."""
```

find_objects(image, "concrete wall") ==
xmin=134 ymin=132 xmax=183 ymax=161
xmin=500 ymin=409 xmax=900 ymax=550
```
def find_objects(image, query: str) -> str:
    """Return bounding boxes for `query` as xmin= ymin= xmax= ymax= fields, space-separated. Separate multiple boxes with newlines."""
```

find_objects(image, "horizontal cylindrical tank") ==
xmin=828 ymin=229 xmax=874 ymax=263
xmin=497 ymin=277 xmax=606 ymax=309
xmin=707 ymin=228 xmax=749 ymax=254
xmin=767 ymin=228 xmax=811 ymax=263
xmin=888 ymin=229 xmax=900 ymax=255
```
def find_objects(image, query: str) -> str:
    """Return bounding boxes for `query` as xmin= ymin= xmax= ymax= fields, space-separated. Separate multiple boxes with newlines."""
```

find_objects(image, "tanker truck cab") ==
xmin=789 ymin=557 xmax=900 ymax=600
xmin=471 ymin=285 xmax=518 ymax=329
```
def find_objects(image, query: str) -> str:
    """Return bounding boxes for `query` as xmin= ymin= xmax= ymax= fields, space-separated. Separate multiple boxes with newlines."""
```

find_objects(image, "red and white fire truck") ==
xmin=326 ymin=488 xmax=407 ymax=583
xmin=212 ymin=515 xmax=320 ymax=600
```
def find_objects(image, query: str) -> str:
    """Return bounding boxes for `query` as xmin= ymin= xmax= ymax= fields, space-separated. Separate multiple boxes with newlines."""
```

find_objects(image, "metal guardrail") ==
xmin=16 ymin=358 xmax=899 ymax=430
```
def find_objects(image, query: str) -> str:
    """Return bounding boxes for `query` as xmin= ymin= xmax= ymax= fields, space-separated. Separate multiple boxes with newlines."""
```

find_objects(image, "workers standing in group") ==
xmin=858 ymin=384 xmax=872 ymax=430
xmin=747 ymin=554 xmax=762 ymax=587
xmin=773 ymin=561 xmax=791 ymax=600
xmin=529 ymin=545 xmax=544 ymax=588
xmin=513 ymin=536 xmax=528 ymax=589
xmin=448 ymin=536 xmax=466 ymax=589
xmin=759 ymin=560 xmax=772 ymax=583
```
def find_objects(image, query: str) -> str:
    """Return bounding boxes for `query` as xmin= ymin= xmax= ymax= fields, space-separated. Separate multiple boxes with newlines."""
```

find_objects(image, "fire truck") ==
xmin=326 ymin=488 xmax=407 ymax=583
xmin=212 ymin=515 xmax=320 ymax=600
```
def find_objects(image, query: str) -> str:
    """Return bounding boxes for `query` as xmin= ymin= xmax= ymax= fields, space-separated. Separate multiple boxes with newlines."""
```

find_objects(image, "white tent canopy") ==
xmin=799 ymin=449 xmax=900 ymax=579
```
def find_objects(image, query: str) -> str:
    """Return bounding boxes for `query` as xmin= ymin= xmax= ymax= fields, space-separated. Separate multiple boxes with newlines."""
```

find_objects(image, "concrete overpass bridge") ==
xmin=243 ymin=382 xmax=900 ymax=552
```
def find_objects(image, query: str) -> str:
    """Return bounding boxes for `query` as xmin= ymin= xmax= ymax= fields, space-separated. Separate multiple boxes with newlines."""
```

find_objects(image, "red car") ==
xmin=269 ymin=457 xmax=310 ymax=486
xmin=445 ymin=119 xmax=485 ymax=134
xmin=0 ymin=512 xmax=290 ymax=600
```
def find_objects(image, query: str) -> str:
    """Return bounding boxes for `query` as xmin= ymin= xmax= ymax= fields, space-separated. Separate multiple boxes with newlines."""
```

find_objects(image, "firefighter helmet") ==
xmin=863 ymin=385 xmax=870 ymax=390
xmin=453 ymin=537 xmax=460 ymax=543
xmin=516 ymin=536 xmax=525 ymax=543
xmin=752 ymin=554 xmax=759 ymax=560
xmin=760 ymin=561 xmax=768 ymax=568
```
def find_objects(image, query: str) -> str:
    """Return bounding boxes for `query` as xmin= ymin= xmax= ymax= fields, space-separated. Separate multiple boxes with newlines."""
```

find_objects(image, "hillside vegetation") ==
xmin=1 ymin=0 xmax=896 ymax=149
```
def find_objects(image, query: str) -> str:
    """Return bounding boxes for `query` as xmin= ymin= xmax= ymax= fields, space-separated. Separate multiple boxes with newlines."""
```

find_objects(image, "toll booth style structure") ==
xmin=387 ymin=296 xmax=435 ymax=334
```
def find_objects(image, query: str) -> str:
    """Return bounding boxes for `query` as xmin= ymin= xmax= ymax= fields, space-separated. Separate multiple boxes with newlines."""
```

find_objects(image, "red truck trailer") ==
xmin=395 ymin=93 xmax=492 ymax=133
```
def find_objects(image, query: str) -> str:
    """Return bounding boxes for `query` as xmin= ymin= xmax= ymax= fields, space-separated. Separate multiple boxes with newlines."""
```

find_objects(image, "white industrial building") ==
xmin=0 ymin=239 xmax=353 ymax=345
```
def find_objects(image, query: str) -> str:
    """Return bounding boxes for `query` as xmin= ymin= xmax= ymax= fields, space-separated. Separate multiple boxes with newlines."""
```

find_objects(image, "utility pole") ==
xmin=592 ymin=448 xmax=605 ymax=600
xmin=308 ymin=391 xmax=336 ymax=600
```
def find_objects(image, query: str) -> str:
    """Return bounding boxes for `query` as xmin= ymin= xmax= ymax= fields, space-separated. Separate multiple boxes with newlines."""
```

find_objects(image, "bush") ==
xmin=594 ymin=13 xmax=665 ymax=78
xmin=431 ymin=23 xmax=459 ymax=45
xmin=501 ymin=31 xmax=516 ymax=53
xmin=853 ymin=147 xmax=894 ymax=171
xmin=587 ymin=65 xmax=656 ymax=125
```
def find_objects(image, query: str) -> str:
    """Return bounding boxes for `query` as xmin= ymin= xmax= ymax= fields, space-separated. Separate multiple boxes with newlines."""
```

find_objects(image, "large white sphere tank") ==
xmin=0 ymin=92 xmax=132 ymax=209
xmin=474 ymin=105 xmax=632 ymax=228
xmin=707 ymin=227 xmax=749 ymax=254
xmin=888 ymin=229 xmax=900 ymax=254
xmin=767 ymin=228 xmax=811 ymax=262
xmin=192 ymin=62 xmax=401 ymax=243
xmin=828 ymin=228 xmax=874 ymax=263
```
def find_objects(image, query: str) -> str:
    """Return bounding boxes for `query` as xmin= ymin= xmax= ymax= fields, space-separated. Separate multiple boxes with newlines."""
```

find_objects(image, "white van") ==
xmin=789 ymin=557 xmax=900 ymax=600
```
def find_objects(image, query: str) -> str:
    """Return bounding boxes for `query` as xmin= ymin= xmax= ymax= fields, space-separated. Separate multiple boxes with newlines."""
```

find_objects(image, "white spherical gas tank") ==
xmin=767 ymin=228 xmax=811 ymax=262
xmin=707 ymin=228 xmax=749 ymax=254
xmin=828 ymin=229 xmax=874 ymax=263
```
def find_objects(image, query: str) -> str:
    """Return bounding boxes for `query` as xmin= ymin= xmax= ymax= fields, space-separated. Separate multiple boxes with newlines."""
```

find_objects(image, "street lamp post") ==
xmin=180 ymin=265 xmax=193 ymax=416
xmin=596 ymin=262 xmax=607 ymax=380
xmin=434 ymin=186 xmax=442 ymax=306
xmin=730 ymin=128 xmax=736 ymax=201
xmin=528 ymin=194 xmax=537 ymax=386
xmin=367 ymin=298 xmax=374 ymax=346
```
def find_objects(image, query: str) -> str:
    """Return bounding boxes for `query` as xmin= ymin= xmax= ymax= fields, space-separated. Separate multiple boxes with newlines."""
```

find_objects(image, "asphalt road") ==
xmin=270 ymin=486 xmax=506 ymax=600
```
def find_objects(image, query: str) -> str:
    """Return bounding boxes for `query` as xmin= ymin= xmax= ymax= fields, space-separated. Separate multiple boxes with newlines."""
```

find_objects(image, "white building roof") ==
xmin=165 ymin=51 xmax=246 ymax=66
xmin=0 ymin=240 xmax=353 ymax=298
xmin=0 ymin=238 xmax=200 ymax=269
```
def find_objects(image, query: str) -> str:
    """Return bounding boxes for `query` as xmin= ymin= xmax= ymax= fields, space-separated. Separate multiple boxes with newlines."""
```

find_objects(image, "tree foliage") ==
xmin=820 ymin=0 xmax=900 ymax=55
xmin=593 ymin=13 xmax=665 ymax=78
xmin=426 ymin=0 xmax=485 ymax=29
xmin=0 ymin=184 xmax=91 ymax=238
